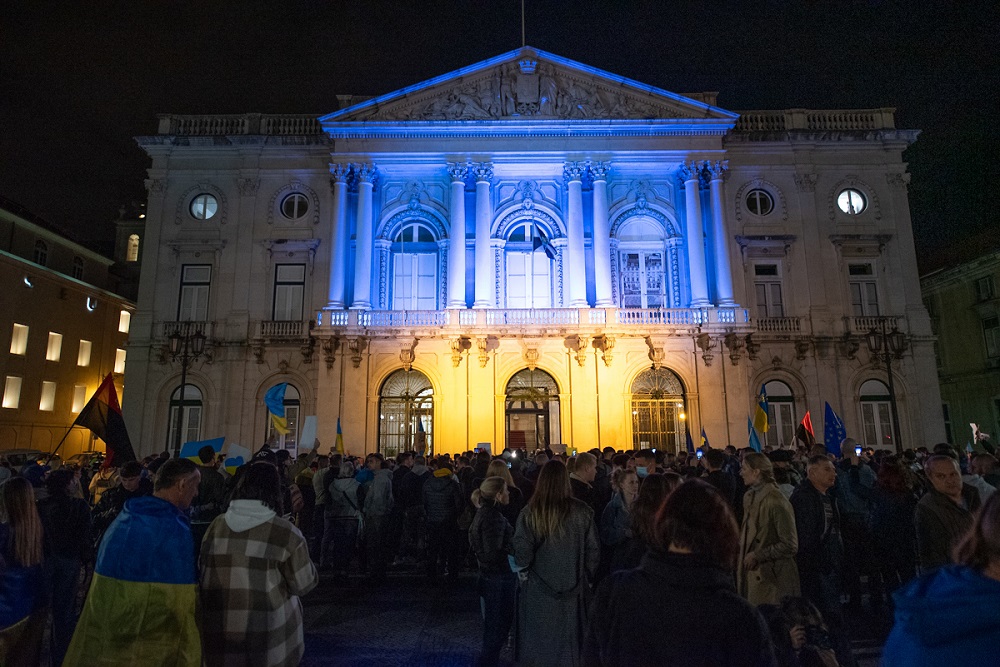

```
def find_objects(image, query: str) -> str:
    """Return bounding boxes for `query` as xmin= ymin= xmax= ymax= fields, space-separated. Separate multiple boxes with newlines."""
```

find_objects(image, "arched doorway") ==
xmin=167 ymin=384 xmax=203 ymax=451
xmin=762 ymin=380 xmax=796 ymax=449
xmin=505 ymin=369 xmax=560 ymax=451
xmin=379 ymin=370 xmax=434 ymax=458
xmin=859 ymin=379 xmax=894 ymax=448
xmin=630 ymin=368 xmax=686 ymax=452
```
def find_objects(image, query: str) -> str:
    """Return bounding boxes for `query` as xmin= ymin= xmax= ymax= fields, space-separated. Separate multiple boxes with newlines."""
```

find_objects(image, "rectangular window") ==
xmin=620 ymin=252 xmax=665 ymax=309
xmin=46 ymin=332 xmax=63 ymax=362
xmin=77 ymin=340 xmax=92 ymax=367
xmin=942 ymin=403 xmax=954 ymax=444
xmin=178 ymin=265 xmax=212 ymax=321
xmin=272 ymin=264 xmax=306 ymax=321
xmin=506 ymin=252 xmax=551 ymax=308
xmin=975 ymin=276 xmax=996 ymax=302
xmin=753 ymin=264 xmax=784 ymax=318
xmin=392 ymin=254 xmax=437 ymax=311
xmin=72 ymin=384 xmax=87 ymax=413
xmin=39 ymin=381 xmax=56 ymax=411
xmin=10 ymin=323 xmax=28 ymax=355
xmin=118 ymin=310 xmax=131 ymax=333
xmin=114 ymin=348 xmax=127 ymax=374
xmin=984 ymin=317 xmax=1000 ymax=358
xmin=848 ymin=263 xmax=879 ymax=316
xmin=2 ymin=377 xmax=21 ymax=409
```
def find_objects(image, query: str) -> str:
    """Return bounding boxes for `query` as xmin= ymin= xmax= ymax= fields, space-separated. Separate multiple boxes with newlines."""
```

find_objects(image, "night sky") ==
xmin=3 ymin=1 xmax=997 ymax=272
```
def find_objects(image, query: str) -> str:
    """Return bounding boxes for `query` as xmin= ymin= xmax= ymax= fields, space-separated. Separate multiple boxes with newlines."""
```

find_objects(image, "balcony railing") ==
xmin=159 ymin=321 xmax=212 ymax=339
xmin=847 ymin=315 xmax=901 ymax=334
xmin=735 ymin=108 xmax=896 ymax=133
xmin=257 ymin=320 xmax=307 ymax=338
xmin=156 ymin=113 xmax=322 ymax=136
xmin=756 ymin=317 xmax=802 ymax=333
xmin=315 ymin=307 xmax=750 ymax=330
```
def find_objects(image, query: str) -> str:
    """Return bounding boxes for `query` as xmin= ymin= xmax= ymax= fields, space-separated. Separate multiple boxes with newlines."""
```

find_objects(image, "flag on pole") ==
xmin=74 ymin=373 xmax=136 ymax=466
xmin=796 ymin=411 xmax=816 ymax=447
xmin=748 ymin=418 xmax=762 ymax=452
xmin=685 ymin=428 xmax=695 ymax=454
xmin=700 ymin=428 xmax=710 ymax=449
xmin=824 ymin=402 xmax=847 ymax=457
xmin=335 ymin=417 xmax=345 ymax=455
xmin=415 ymin=416 xmax=427 ymax=456
xmin=753 ymin=384 xmax=769 ymax=433
xmin=264 ymin=383 xmax=290 ymax=435
xmin=532 ymin=226 xmax=558 ymax=261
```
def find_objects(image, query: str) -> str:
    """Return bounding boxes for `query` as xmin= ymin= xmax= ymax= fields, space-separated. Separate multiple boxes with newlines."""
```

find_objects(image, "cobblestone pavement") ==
xmin=301 ymin=567 xmax=886 ymax=666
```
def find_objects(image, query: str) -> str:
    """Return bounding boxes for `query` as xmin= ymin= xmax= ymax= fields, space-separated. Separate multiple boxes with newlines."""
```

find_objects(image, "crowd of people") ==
xmin=0 ymin=436 xmax=998 ymax=666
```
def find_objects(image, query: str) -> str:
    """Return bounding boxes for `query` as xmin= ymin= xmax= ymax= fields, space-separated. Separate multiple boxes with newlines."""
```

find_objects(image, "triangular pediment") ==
xmin=321 ymin=47 xmax=737 ymax=124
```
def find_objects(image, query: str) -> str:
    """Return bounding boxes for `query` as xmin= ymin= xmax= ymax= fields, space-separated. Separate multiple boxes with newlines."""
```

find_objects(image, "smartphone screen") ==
xmin=696 ymin=450 xmax=703 ymax=460
xmin=855 ymin=446 xmax=862 ymax=457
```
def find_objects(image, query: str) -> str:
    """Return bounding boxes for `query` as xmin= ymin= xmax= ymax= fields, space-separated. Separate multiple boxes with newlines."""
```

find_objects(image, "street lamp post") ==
xmin=168 ymin=323 xmax=206 ymax=458
xmin=865 ymin=319 xmax=906 ymax=454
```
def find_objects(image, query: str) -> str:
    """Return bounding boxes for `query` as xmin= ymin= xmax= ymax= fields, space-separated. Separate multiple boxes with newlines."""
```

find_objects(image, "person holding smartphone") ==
xmin=836 ymin=438 xmax=877 ymax=612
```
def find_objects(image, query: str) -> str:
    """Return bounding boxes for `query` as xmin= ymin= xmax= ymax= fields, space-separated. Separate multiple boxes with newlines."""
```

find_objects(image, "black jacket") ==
xmin=914 ymin=485 xmax=981 ymax=572
xmin=37 ymin=493 xmax=92 ymax=561
xmin=422 ymin=470 xmax=464 ymax=524
xmin=704 ymin=469 xmax=739 ymax=514
xmin=789 ymin=480 xmax=843 ymax=578
xmin=468 ymin=502 xmax=514 ymax=574
xmin=400 ymin=466 xmax=431 ymax=508
xmin=584 ymin=551 xmax=776 ymax=667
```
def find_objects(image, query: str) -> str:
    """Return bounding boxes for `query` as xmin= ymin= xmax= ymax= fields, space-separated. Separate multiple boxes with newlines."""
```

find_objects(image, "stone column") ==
xmin=591 ymin=161 xmax=613 ymax=307
xmin=447 ymin=163 xmax=468 ymax=308
xmin=707 ymin=161 xmax=734 ymax=306
xmin=473 ymin=163 xmax=494 ymax=309
xmin=351 ymin=163 xmax=376 ymax=309
xmin=681 ymin=161 xmax=710 ymax=307
xmin=565 ymin=162 xmax=588 ymax=308
xmin=327 ymin=164 xmax=349 ymax=308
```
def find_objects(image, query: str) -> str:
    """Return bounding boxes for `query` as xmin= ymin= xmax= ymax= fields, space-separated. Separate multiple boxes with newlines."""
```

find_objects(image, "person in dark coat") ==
xmin=570 ymin=452 xmax=600 ymax=516
xmin=915 ymin=454 xmax=982 ymax=573
xmin=92 ymin=461 xmax=153 ymax=546
xmin=703 ymin=449 xmax=739 ymax=514
xmin=514 ymin=460 xmax=600 ymax=667
xmin=789 ymin=456 xmax=843 ymax=618
xmin=36 ymin=468 xmax=93 ymax=666
xmin=871 ymin=460 xmax=918 ymax=599
xmin=612 ymin=472 xmax=682 ymax=573
xmin=584 ymin=479 xmax=776 ymax=667
xmin=468 ymin=476 xmax=516 ymax=667
xmin=422 ymin=456 xmax=465 ymax=581
xmin=883 ymin=492 xmax=1000 ymax=666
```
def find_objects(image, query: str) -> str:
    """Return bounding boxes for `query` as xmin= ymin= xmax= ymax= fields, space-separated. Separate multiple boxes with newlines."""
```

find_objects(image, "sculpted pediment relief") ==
xmin=323 ymin=47 xmax=736 ymax=123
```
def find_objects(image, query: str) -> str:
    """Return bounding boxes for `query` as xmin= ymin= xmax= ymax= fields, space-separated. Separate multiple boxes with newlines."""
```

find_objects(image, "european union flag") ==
xmin=824 ymin=402 xmax=847 ymax=457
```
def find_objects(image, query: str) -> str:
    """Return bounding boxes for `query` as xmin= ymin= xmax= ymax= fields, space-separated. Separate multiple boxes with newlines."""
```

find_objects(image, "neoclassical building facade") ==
xmin=124 ymin=47 xmax=943 ymax=458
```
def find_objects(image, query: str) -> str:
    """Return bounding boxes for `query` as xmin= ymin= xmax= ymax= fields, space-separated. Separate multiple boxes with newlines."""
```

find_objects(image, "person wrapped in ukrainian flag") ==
xmin=63 ymin=458 xmax=202 ymax=666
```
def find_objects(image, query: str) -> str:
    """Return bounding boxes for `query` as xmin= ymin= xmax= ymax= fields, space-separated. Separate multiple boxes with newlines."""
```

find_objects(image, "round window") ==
xmin=190 ymin=193 xmax=218 ymax=220
xmin=745 ymin=189 xmax=774 ymax=216
xmin=281 ymin=193 xmax=309 ymax=220
xmin=837 ymin=188 xmax=867 ymax=215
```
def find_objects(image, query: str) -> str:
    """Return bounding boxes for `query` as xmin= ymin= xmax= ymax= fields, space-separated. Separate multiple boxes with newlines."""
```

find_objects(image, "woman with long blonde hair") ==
xmin=513 ymin=460 xmax=599 ymax=666
xmin=0 ymin=477 xmax=47 ymax=664
xmin=485 ymin=459 xmax=524 ymax=526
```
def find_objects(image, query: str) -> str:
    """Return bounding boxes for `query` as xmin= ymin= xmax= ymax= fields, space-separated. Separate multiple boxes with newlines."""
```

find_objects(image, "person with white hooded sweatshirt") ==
xmin=200 ymin=461 xmax=318 ymax=667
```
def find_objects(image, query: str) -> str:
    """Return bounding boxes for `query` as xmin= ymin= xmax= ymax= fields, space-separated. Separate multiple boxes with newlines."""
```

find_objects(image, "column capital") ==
xmin=563 ymin=161 xmax=586 ymax=183
xmin=472 ymin=162 xmax=494 ymax=183
xmin=352 ymin=163 xmax=377 ymax=184
xmin=678 ymin=161 xmax=704 ymax=182
xmin=447 ymin=162 xmax=470 ymax=183
xmin=706 ymin=160 xmax=729 ymax=181
xmin=589 ymin=161 xmax=611 ymax=182
xmin=330 ymin=163 xmax=349 ymax=182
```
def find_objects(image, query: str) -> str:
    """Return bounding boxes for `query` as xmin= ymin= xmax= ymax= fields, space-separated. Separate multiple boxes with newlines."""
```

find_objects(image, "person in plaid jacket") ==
xmin=200 ymin=460 xmax=318 ymax=667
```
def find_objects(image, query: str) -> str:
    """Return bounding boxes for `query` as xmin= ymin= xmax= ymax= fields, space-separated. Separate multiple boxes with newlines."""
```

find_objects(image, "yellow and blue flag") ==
xmin=264 ymin=383 xmax=290 ymax=435
xmin=753 ymin=384 xmax=769 ymax=433
xmin=700 ymin=428 xmax=710 ymax=449
xmin=335 ymin=417 xmax=345 ymax=455
xmin=748 ymin=418 xmax=762 ymax=452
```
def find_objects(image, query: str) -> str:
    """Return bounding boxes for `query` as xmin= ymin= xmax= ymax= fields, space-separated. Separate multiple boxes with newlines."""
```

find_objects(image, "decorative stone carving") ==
xmin=476 ymin=337 xmax=490 ymax=368
xmin=300 ymin=338 xmax=315 ymax=364
xmin=447 ymin=162 xmax=469 ymax=183
xmin=734 ymin=178 xmax=789 ymax=223
xmin=145 ymin=178 xmax=167 ymax=195
xmin=795 ymin=339 xmax=810 ymax=361
xmin=696 ymin=333 xmax=715 ymax=366
xmin=886 ymin=172 xmax=911 ymax=189
xmin=706 ymin=160 xmax=729 ymax=180
xmin=724 ymin=333 xmax=743 ymax=365
xmin=568 ymin=335 xmax=589 ymax=367
xmin=353 ymin=163 xmax=376 ymax=186
xmin=322 ymin=338 xmax=338 ymax=369
xmin=589 ymin=161 xmax=610 ymax=181
xmin=523 ymin=347 xmax=539 ymax=371
xmin=744 ymin=334 xmax=760 ymax=361
xmin=347 ymin=337 xmax=366 ymax=368
xmin=250 ymin=341 xmax=265 ymax=364
xmin=449 ymin=337 xmax=469 ymax=367
xmin=351 ymin=60 xmax=687 ymax=122
xmin=678 ymin=161 xmax=704 ymax=183
xmin=399 ymin=339 xmax=417 ymax=371
xmin=563 ymin=162 xmax=585 ymax=183
xmin=793 ymin=173 xmax=817 ymax=193
xmin=237 ymin=178 xmax=259 ymax=197
xmin=517 ymin=180 xmax=538 ymax=209
xmin=596 ymin=334 xmax=615 ymax=367
xmin=644 ymin=336 xmax=665 ymax=369
xmin=472 ymin=162 xmax=494 ymax=183
xmin=330 ymin=163 xmax=349 ymax=183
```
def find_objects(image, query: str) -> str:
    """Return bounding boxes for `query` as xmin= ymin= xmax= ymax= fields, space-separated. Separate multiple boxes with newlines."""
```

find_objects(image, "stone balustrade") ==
xmin=734 ymin=108 xmax=896 ymax=132
xmin=157 ymin=113 xmax=322 ymax=136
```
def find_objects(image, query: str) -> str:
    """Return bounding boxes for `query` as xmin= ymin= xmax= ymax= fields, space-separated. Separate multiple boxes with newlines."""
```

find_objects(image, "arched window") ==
xmin=392 ymin=222 xmax=439 ymax=310
xmin=505 ymin=220 xmax=553 ymax=308
xmin=379 ymin=370 xmax=433 ymax=458
xmin=614 ymin=215 xmax=683 ymax=308
xmin=859 ymin=379 xmax=894 ymax=448
xmin=33 ymin=240 xmax=48 ymax=266
xmin=167 ymin=385 xmax=203 ymax=450
xmin=630 ymin=368 xmax=685 ymax=452
xmin=126 ymin=234 xmax=140 ymax=262
xmin=72 ymin=256 xmax=84 ymax=280
xmin=265 ymin=384 xmax=300 ymax=451
xmin=763 ymin=380 xmax=795 ymax=448
xmin=505 ymin=369 xmax=560 ymax=451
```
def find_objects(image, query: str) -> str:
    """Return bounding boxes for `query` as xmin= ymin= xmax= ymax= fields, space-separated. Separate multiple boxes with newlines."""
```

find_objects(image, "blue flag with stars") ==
xmin=824 ymin=402 xmax=847 ymax=457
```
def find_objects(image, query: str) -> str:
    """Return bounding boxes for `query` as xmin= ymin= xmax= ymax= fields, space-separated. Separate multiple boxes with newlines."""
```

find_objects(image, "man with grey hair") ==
xmin=570 ymin=452 xmax=599 ymax=515
xmin=914 ymin=454 xmax=982 ymax=572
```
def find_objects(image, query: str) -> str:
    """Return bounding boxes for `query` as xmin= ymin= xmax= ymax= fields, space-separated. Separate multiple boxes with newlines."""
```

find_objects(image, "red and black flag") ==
xmin=75 ymin=373 xmax=136 ymax=466
xmin=795 ymin=411 xmax=817 ymax=447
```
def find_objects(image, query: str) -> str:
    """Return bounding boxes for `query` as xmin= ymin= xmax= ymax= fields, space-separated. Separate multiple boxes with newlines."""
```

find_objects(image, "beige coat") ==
xmin=738 ymin=482 xmax=800 ymax=606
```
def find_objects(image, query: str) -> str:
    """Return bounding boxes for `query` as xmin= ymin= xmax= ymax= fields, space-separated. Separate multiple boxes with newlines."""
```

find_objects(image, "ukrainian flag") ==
xmin=265 ymin=383 xmax=290 ymax=435
xmin=63 ymin=496 xmax=201 ymax=666
xmin=753 ymin=384 xmax=770 ymax=433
